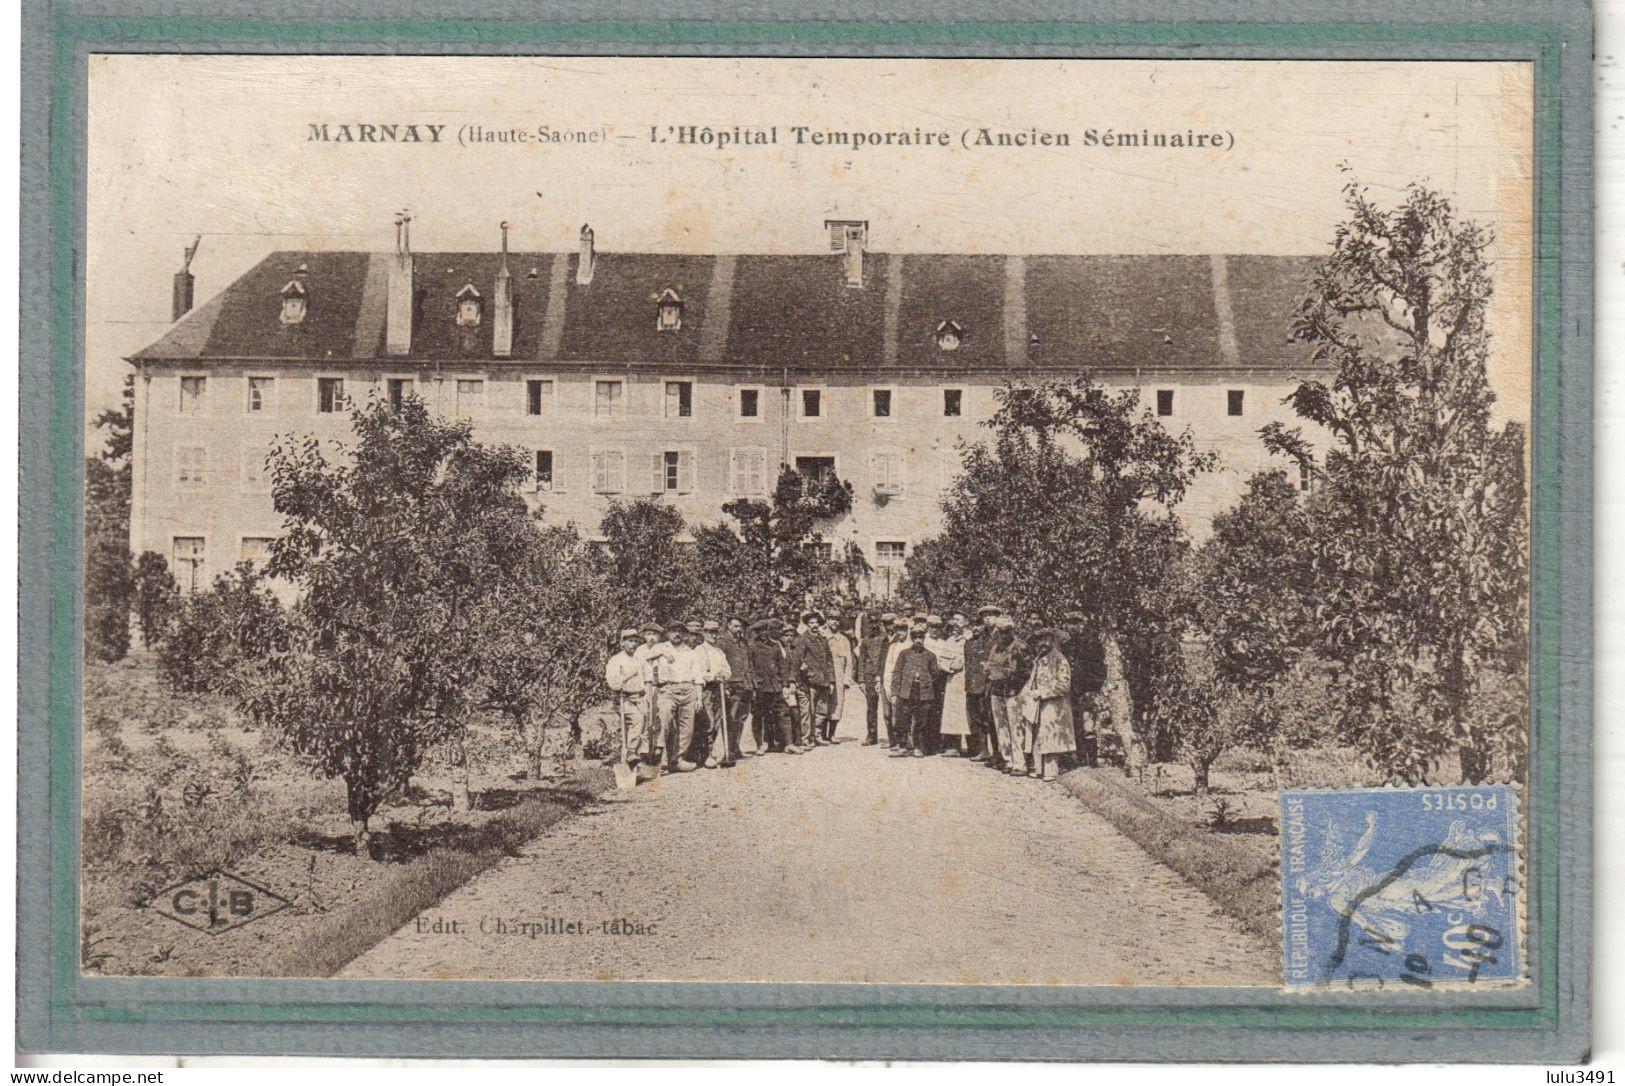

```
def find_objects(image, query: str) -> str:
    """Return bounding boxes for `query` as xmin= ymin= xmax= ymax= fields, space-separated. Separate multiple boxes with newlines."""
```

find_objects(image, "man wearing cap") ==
xmin=747 ymin=620 xmax=790 ymax=754
xmin=856 ymin=610 xmax=894 ymax=746
xmin=824 ymin=614 xmax=855 ymax=743
xmin=984 ymin=616 xmax=1031 ymax=774
xmin=881 ymin=616 xmax=912 ymax=750
xmin=696 ymin=620 xmax=734 ymax=768
xmin=889 ymin=625 xmax=938 ymax=758
xmin=1023 ymin=627 xmax=1077 ymax=781
xmin=1061 ymin=610 xmax=1106 ymax=768
xmin=651 ymin=622 xmax=702 ymax=772
xmin=716 ymin=617 xmax=754 ymax=764
xmin=633 ymin=623 xmax=674 ymax=768
xmin=605 ymin=627 xmax=653 ymax=770
xmin=787 ymin=611 xmax=836 ymax=747
xmin=964 ymin=606 xmax=1002 ymax=767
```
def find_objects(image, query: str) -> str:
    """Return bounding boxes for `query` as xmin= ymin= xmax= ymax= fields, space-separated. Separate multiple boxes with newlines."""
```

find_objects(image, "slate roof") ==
xmin=132 ymin=247 xmax=1321 ymax=373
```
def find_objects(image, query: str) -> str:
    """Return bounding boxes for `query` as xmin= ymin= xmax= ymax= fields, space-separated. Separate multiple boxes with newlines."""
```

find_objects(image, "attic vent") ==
xmin=656 ymin=288 xmax=683 ymax=332
xmin=456 ymin=283 xmax=482 ymax=327
xmin=935 ymin=320 xmax=962 ymax=351
xmin=279 ymin=278 xmax=308 ymax=325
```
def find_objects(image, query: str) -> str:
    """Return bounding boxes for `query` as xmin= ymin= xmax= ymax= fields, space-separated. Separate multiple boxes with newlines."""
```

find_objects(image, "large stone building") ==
xmin=127 ymin=217 xmax=1324 ymax=596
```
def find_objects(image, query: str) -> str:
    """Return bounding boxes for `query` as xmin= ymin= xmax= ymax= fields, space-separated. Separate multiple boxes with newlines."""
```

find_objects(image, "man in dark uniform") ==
xmin=889 ymin=625 xmax=938 ymax=759
xmin=856 ymin=610 xmax=894 ymax=746
xmin=715 ymin=616 xmax=754 ymax=765
xmin=963 ymin=604 xmax=1001 ymax=766
xmin=747 ymin=620 xmax=790 ymax=754
xmin=1061 ymin=610 xmax=1107 ymax=767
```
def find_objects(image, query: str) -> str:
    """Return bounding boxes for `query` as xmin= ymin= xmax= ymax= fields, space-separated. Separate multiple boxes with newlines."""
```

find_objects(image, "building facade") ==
xmin=127 ymin=218 xmax=1326 ymax=595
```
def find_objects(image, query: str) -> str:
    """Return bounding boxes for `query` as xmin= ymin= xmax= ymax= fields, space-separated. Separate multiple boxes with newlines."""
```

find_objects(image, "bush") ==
xmin=132 ymin=552 xmax=179 ymax=647
xmin=157 ymin=562 xmax=285 ymax=695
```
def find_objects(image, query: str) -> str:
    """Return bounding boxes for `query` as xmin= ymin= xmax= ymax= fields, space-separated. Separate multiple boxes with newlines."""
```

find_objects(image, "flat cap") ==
xmin=685 ymin=620 xmax=704 ymax=633
xmin=666 ymin=621 xmax=686 ymax=634
xmin=995 ymin=615 xmax=1015 ymax=629
xmin=1032 ymin=626 xmax=1057 ymax=640
xmin=641 ymin=622 xmax=663 ymax=635
xmin=1064 ymin=610 xmax=1087 ymax=622
xmin=976 ymin=604 xmax=1002 ymax=616
xmin=619 ymin=627 xmax=640 ymax=639
xmin=926 ymin=613 xmax=943 ymax=625
xmin=702 ymin=619 xmax=721 ymax=631
xmin=880 ymin=611 xmax=897 ymax=622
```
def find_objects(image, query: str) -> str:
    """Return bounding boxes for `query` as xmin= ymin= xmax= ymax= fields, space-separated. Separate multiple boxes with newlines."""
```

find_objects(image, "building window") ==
xmin=1157 ymin=389 xmax=1174 ymax=417
xmin=874 ymin=541 xmax=907 ymax=598
xmin=526 ymin=379 xmax=554 ymax=416
xmin=455 ymin=284 xmax=482 ymax=327
xmin=872 ymin=389 xmax=893 ymax=418
xmin=1227 ymin=390 xmax=1245 ymax=416
xmin=655 ymin=450 xmax=695 ymax=494
xmin=795 ymin=455 xmax=836 ymax=485
xmin=803 ymin=541 xmax=834 ymax=561
xmin=665 ymin=380 xmax=694 ymax=419
xmin=656 ymin=289 xmax=683 ymax=331
xmin=317 ymin=377 xmax=345 ymax=414
xmin=935 ymin=320 xmax=963 ymax=351
xmin=590 ymin=449 xmax=626 ymax=494
xmin=739 ymin=389 xmax=760 ymax=419
xmin=729 ymin=447 xmax=767 ymax=495
xmin=173 ymin=536 xmax=206 ymax=594
xmin=175 ymin=445 xmax=207 ymax=487
xmin=239 ymin=536 xmax=275 ymax=564
xmin=594 ymin=380 xmax=624 ymax=418
xmin=179 ymin=376 xmax=206 ymax=416
xmin=246 ymin=376 xmax=274 ymax=414
xmin=387 ymin=378 xmax=412 ymax=408
xmin=241 ymin=444 xmax=269 ymax=492
xmin=943 ymin=389 xmax=963 ymax=417
xmin=1299 ymin=462 xmax=1312 ymax=493
xmin=801 ymin=389 xmax=823 ymax=419
xmin=871 ymin=450 xmax=906 ymax=496
xmin=455 ymin=379 xmax=485 ymax=418
xmin=535 ymin=450 xmax=555 ymax=492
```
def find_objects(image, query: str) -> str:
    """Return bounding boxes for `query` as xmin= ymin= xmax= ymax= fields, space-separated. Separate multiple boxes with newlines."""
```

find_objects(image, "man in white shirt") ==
xmin=653 ymin=622 xmax=702 ymax=772
xmin=696 ymin=619 xmax=733 ymax=768
xmin=605 ymin=627 xmax=652 ymax=768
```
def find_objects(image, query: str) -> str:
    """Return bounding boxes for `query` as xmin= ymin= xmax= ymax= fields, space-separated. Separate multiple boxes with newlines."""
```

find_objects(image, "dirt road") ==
xmin=341 ymin=734 xmax=1276 ymax=985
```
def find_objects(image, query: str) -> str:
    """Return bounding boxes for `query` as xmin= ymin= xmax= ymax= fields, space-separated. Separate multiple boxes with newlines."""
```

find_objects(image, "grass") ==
xmin=261 ymin=768 xmax=612 ymax=978
xmin=1059 ymin=767 xmax=1280 ymax=941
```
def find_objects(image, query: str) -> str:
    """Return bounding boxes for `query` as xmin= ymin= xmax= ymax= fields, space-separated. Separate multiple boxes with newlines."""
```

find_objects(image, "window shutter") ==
xmin=650 ymin=452 xmax=665 ymax=494
xmin=893 ymin=451 xmax=908 ymax=496
xmin=552 ymin=454 xmax=565 ymax=493
xmin=591 ymin=451 xmax=607 ymax=493
xmin=678 ymin=450 xmax=696 ymax=493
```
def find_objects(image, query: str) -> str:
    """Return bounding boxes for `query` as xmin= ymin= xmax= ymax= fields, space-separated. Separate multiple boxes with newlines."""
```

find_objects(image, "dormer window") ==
xmin=279 ymin=279 xmax=308 ymax=325
xmin=656 ymin=289 xmax=683 ymax=332
xmin=455 ymin=283 xmax=482 ymax=327
xmin=935 ymin=320 xmax=963 ymax=352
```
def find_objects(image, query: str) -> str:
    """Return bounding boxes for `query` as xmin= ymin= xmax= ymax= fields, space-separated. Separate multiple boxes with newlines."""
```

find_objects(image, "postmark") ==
xmin=1280 ymin=786 xmax=1521 ymax=990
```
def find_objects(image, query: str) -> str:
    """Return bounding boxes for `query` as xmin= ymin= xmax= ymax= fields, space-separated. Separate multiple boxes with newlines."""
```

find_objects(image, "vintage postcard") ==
xmin=19 ymin=10 xmax=1591 ymax=1059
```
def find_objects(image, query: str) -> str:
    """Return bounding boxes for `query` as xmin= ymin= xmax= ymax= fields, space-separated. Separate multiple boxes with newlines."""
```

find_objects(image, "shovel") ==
xmin=613 ymin=695 xmax=637 ymax=791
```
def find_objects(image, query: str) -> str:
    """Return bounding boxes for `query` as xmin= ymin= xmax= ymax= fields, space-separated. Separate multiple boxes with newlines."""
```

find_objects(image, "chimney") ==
xmin=386 ymin=211 xmax=414 ymax=356
xmin=824 ymin=219 xmax=868 ymax=289
xmin=492 ymin=221 xmax=514 ymax=358
xmin=576 ymin=224 xmax=595 ymax=285
xmin=172 ymin=235 xmax=200 ymax=321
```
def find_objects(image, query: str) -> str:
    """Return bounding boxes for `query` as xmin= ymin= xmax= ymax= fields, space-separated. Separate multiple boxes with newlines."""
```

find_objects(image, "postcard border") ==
xmin=18 ymin=3 xmax=1593 ymax=1061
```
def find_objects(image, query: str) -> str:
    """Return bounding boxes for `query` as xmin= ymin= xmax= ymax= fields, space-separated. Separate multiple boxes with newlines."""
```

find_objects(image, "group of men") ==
xmin=601 ymin=605 xmax=1108 ymax=783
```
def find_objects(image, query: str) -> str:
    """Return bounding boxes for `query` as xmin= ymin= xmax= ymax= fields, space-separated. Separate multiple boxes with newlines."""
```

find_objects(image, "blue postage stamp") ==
xmin=1280 ymin=786 xmax=1521 ymax=990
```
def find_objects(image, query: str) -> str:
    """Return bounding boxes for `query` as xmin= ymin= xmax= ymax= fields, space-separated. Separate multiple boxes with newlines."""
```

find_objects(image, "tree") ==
xmin=718 ymin=465 xmax=856 ymax=611
xmin=478 ymin=525 xmax=617 ymax=780
xmin=597 ymin=499 xmax=697 ymax=622
xmin=1264 ymin=176 xmax=1528 ymax=784
xmin=84 ymin=376 xmax=136 ymax=661
xmin=240 ymin=397 xmax=537 ymax=847
xmin=1162 ymin=471 xmax=1317 ymax=790
xmin=131 ymin=551 xmax=179 ymax=648
xmin=904 ymin=377 xmax=1215 ymax=761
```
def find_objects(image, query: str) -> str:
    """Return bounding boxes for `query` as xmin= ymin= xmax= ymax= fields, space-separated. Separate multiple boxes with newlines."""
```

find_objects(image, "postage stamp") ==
xmin=1281 ymin=786 xmax=1522 ymax=990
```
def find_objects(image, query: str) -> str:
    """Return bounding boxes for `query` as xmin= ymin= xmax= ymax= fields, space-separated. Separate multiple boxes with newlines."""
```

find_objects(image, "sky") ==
xmin=84 ymin=55 xmax=1534 ymax=435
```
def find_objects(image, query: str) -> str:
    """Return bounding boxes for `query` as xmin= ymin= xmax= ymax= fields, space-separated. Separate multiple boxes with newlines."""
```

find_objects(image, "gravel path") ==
xmin=341 ymin=732 xmax=1276 ymax=985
